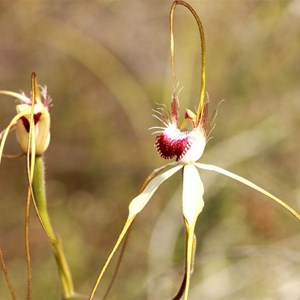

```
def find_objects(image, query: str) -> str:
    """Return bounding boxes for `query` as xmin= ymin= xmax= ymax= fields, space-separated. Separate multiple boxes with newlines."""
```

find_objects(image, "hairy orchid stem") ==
xmin=32 ymin=155 xmax=74 ymax=299
xmin=170 ymin=0 xmax=206 ymax=120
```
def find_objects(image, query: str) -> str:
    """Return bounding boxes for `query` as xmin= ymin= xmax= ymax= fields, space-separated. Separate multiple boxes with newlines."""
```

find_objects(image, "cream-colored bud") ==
xmin=16 ymin=103 xmax=50 ymax=155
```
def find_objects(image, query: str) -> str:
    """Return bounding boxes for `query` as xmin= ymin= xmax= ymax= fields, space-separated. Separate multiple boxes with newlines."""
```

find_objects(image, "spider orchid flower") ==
xmin=90 ymin=90 xmax=300 ymax=300
xmin=0 ymin=75 xmax=51 ymax=161
xmin=89 ymin=1 xmax=300 ymax=299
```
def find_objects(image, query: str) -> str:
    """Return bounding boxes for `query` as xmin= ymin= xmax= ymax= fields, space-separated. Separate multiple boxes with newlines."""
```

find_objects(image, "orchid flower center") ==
xmin=153 ymin=92 xmax=208 ymax=164
xmin=156 ymin=123 xmax=206 ymax=163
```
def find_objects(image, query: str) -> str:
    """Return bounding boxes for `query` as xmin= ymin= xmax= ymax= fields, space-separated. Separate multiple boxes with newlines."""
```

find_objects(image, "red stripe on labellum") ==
xmin=21 ymin=112 xmax=42 ymax=132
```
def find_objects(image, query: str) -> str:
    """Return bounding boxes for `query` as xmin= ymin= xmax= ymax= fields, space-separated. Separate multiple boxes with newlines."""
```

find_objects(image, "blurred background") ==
xmin=0 ymin=1 xmax=299 ymax=299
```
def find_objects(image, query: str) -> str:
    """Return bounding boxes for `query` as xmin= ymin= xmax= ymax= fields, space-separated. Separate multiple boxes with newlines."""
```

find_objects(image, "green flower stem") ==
xmin=32 ymin=155 xmax=74 ymax=299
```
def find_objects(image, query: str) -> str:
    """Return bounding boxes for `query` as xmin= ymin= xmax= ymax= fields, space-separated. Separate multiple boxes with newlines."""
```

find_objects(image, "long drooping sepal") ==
xmin=89 ymin=164 xmax=183 ymax=300
xmin=196 ymin=163 xmax=300 ymax=221
xmin=101 ymin=162 xmax=180 ymax=300
xmin=182 ymin=165 xmax=204 ymax=300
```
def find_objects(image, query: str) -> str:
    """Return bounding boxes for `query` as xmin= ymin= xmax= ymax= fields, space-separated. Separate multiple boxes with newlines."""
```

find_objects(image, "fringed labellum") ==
xmin=154 ymin=93 xmax=208 ymax=164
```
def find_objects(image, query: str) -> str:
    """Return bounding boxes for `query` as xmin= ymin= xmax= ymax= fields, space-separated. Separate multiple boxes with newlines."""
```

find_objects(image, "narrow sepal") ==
xmin=129 ymin=164 xmax=183 ymax=217
xmin=196 ymin=163 xmax=300 ymax=221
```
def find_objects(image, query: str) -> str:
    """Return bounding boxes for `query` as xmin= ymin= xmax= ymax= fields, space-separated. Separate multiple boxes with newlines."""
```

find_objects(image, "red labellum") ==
xmin=156 ymin=125 xmax=191 ymax=161
xmin=153 ymin=92 xmax=208 ymax=163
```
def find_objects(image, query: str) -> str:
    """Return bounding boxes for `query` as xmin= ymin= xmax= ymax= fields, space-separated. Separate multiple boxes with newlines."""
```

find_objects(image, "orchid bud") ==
xmin=13 ymin=81 xmax=52 ymax=156
xmin=16 ymin=102 xmax=50 ymax=155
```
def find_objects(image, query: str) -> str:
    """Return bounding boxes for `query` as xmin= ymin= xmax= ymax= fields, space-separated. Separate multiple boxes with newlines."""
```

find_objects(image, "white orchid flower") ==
xmin=89 ymin=1 xmax=300 ymax=299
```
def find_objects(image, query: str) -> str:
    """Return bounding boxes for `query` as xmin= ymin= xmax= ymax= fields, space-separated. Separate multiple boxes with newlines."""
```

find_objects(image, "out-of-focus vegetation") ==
xmin=0 ymin=1 xmax=299 ymax=299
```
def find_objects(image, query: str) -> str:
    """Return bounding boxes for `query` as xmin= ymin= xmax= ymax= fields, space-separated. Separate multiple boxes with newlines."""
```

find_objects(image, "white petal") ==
xmin=182 ymin=165 xmax=204 ymax=300
xmin=182 ymin=164 xmax=205 ymax=226
xmin=196 ymin=163 xmax=300 ymax=221
xmin=129 ymin=164 xmax=183 ymax=218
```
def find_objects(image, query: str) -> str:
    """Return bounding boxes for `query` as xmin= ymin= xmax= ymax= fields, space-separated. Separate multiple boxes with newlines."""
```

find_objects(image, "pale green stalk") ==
xmin=32 ymin=155 xmax=74 ymax=299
